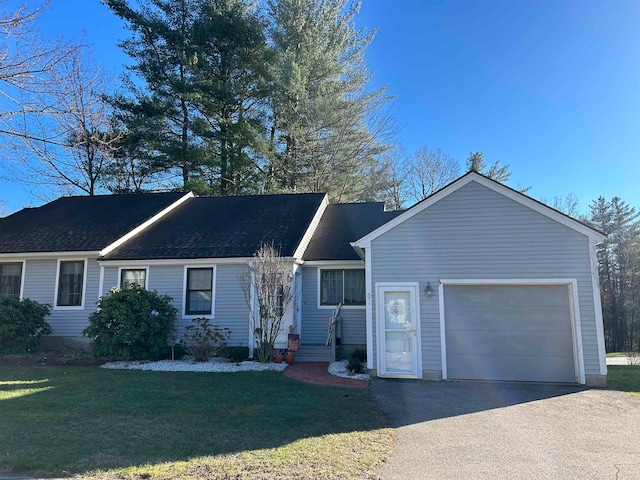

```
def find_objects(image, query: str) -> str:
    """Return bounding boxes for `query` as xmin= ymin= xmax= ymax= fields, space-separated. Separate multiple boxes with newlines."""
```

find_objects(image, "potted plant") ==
xmin=275 ymin=350 xmax=284 ymax=363
xmin=285 ymin=351 xmax=294 ymax=364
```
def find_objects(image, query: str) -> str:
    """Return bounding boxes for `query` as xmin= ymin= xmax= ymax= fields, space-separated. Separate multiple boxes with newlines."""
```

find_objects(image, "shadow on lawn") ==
xmin=370 ymin=378 xmax=587 ymax=428
xmin=0 ymin=366 xmax=388 ymax=476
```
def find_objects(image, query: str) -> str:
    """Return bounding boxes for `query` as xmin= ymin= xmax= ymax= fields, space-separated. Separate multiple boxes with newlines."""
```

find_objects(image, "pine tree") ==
xmin=265 ymin=0 xmax=391 ymax=201
xmin=189 ymin=0 xmax=271 ymax=195
xmin=104 ymin=0 xmax=205 ymax=190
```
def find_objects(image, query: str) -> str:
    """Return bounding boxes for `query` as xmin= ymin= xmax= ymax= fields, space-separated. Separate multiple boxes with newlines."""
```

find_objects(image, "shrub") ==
xmin=347 ymin=348 xmax=367 ymax=374
xmin=83 ymin=286 xmax=177 ymax=360
xmin=223 ymin=346 xmax=250 ymax=363
xmin=180 ymin=317 xmax=231 ymax=362
xmin=0 ymin=297 xmax=51 ymax=353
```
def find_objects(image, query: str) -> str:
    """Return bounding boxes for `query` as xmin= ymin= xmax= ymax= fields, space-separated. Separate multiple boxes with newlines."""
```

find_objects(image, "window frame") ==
xmin=54 ymin=258 xmax=88 ymax=309
xmin=182 ymin=265 xmax=216 ymax=318
xmin=118 ymin=266 xmax=149 ymax=290
xmin=318 ymin=267 xmax=366 ymax=309
xmin=0 ymin=260 xmax=25 ymax=299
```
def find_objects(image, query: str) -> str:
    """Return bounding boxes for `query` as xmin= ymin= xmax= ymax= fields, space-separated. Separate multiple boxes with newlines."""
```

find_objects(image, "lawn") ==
xmin=607 ymin=365 xmax=640 ymax=397
xmin=0 ymin=365 xmax=393 ymax=479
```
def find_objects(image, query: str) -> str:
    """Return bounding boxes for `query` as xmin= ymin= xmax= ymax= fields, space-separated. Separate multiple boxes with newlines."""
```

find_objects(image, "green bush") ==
xmin=347 ymin=348 xmax=367 ymax=374
xmin=0 ymin=297 xmax=51 ymax=353
xmin=83 ymin=286 xmax=177 ymax=360
xmin=223 ymin=346 xmax=250 ymax=363
xmin=180 ymin=317 xmax=231 ymax=362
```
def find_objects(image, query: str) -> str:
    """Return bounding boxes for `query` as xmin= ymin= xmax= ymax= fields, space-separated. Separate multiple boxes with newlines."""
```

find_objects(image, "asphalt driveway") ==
xmin=370 ymin=380 xmax=640 ymax=480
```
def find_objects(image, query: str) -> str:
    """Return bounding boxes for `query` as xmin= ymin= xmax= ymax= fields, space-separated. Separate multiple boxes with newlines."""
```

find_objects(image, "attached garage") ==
xmin=354 ymin=172 xmax=607 ymax=386
xmin=441 ymin=282 xmax=582 ymax=384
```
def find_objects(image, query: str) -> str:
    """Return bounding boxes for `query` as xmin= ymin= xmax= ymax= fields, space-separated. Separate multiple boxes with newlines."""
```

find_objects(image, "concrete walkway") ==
xmin=284 ymin=362 xmax=369 ymax=388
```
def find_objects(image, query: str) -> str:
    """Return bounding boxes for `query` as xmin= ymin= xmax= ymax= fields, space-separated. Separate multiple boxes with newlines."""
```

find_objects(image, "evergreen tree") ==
xmin=190 ymin=0 xmax=271 ymax=195
xmin=466 ymin=151 xmax=510 ymax=183
xmin=589 ymin=196 xmax=640 ymax=352
xmin=104 ymin=0 xmax=205 ymax=189
xmin=265 ymin=0 xmax=391 ymax=201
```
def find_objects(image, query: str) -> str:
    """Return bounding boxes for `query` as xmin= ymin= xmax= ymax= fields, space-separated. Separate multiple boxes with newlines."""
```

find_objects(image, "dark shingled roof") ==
xmin=303 ymin=203 xmax=404 ymax=261
xmin=0 ymin=192 xmax=186 ymax=253
xmin=101 ymin=193 xmax=326 ymax=260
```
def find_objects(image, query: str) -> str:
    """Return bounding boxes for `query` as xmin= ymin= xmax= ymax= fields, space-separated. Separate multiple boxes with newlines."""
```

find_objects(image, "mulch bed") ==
xmin=0 ymin=350 xmax=107 ymax=367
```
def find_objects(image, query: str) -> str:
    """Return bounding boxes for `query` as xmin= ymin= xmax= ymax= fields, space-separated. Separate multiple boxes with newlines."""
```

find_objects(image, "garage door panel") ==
xmin=444 ymin=284 xmax=576 ymax=383
xmin=446 ymin=285 xmax=571 ymax=308
xmin=447 ymin=354 xmax=576 ymax=383
xmin=445 ymin=307 xmax=572 ymax=332
xmin=446 ymin=330 xmax=575 ymax=357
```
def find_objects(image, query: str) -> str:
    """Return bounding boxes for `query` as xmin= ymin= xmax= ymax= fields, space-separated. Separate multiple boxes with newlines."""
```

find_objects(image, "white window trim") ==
xmin=182 ymin=265 xmax=216 ymax=319
xmin=54 ymin=258 xmax=88 ymax=310
xmin=438 ymin=279 xmax=586 ymax=385
xmin=0 ymin=259 xmax=26 ymax=299
xmin=118 ymin=266 xmax=149 ymax=289
xmin=317 ymin=266 xmax=366 ymax=310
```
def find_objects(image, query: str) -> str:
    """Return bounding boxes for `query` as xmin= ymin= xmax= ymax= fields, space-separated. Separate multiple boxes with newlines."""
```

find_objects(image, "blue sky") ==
xmin=1 ymin=0 xmax=638 ymax=215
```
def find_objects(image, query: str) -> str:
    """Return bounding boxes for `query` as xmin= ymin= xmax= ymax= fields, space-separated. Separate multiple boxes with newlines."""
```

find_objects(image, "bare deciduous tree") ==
xmin=540 ymin=193 xmax=580 ymax=218
xmin=405 ymin=147 xmax=460 ymax=203
xmin=0 ymin=1 xmax=80 ymax=142
xmin=240 ymin=243 xmax=294 ymax=362
xmin=4 ymin=49 xmax=119 ymax=196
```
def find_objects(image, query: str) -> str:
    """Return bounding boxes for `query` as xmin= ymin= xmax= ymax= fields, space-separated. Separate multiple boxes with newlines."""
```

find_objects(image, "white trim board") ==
xmin=182 ymin=265 xmax=217 ymax=319
xmin=99 ymin=192 xmax=194 ymax=257
xmin=354 ymin=173 xmax=605 ymax=248
xmin=438 ymin=279 xmax=586 ymax=384
xmin=0 ymin=259 xmax=26 ymax=299
xmin=316 ymin=265 xmax=367 ymax=310
xmin=117 ymin=266 xmax=150 ymax=289
xmin=0 ymin=251 xmax=100 ymax=259
xmin=375 ymin=282 xmax=422 ymax=379
xmin=293 ymin=194 xmax=329 ymax=260
xmin=98 ymin=257 xmax=257 ymax=267
xmin=53 ymin=258 xmax=89 ymax=310
xmin=589 ymin=241 xmax=608 ymax=376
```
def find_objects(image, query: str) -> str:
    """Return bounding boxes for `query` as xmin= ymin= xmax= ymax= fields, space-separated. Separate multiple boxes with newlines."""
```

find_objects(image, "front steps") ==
xmin=294 ymin=344 xmax=336 ymax=362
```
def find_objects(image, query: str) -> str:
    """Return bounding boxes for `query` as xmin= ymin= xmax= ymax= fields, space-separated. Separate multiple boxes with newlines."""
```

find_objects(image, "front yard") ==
xmin=0 ymin=365 xmax=393 ymax=479
xmin=607 ymin=365 xmax=640 ymax=396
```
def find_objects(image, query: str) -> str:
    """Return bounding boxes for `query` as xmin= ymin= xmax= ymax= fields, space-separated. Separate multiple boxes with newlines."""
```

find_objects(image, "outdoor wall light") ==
xmin=425 ymin=281 xmax=434 ymax=297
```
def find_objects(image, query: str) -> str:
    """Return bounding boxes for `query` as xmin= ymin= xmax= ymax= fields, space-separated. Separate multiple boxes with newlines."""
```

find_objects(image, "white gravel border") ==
xmin=101 ymin=357 xmax=288 ymax=373
xmin=328 ymin=360 xmax=370 ymax=381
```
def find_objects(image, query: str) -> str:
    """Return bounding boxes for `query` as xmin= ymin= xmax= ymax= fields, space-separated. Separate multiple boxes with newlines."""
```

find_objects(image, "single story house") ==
xmin=0 ymin=172 xmax=607 ymax=385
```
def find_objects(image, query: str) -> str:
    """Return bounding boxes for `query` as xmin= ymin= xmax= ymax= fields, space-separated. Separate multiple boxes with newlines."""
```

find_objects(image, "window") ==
xmin=57 ymin=260 xmax=85 ymax=307
xmin=0 ymin=263 xmax=22 ymax=298
xmin=120 ymin=269 xmax=146 ymax=289
xmin=320 ymin=269 xmax=365 ymax=306
xmin=185 ymin=268 xmax=213 ymax=315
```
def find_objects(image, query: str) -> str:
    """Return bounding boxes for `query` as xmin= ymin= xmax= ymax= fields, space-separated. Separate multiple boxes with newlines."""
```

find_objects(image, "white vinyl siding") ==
xmin=369 ymin=181 xmax=601 ymax=377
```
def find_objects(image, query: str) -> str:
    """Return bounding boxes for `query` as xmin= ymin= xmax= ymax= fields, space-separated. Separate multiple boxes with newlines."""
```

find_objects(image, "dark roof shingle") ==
xmin=303 ymin=203 xmax=403 ymax=261
xmin=0 ymin=192 xmax=186 ymax=253
xmin=101 ymin=193 xmax=326 ymax=260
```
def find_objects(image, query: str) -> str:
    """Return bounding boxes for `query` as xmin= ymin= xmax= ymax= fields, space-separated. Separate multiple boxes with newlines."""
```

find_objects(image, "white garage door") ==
xmin=443 ymin=284 xmax=577 ymax=383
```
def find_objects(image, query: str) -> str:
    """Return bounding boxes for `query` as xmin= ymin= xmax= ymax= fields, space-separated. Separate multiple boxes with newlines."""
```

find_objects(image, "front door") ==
xmin=376 ymin=283 xmax=422 ymax=379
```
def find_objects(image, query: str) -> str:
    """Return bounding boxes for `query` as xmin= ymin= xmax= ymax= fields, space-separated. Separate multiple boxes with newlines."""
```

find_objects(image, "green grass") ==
xmin=607 ymin=365 xmax=640 ymax=397
xmin=0 ymin=366 xmax=393 ymax=479
xmin=606 ymin=352 xmax=630 ymax=357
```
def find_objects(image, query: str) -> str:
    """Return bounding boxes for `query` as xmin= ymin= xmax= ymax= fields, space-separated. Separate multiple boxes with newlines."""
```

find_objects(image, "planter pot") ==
xmin=275 ymin=353 xmax=283 ymax=364
xmin=285 ymin=353 xmax=294 ymax=365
